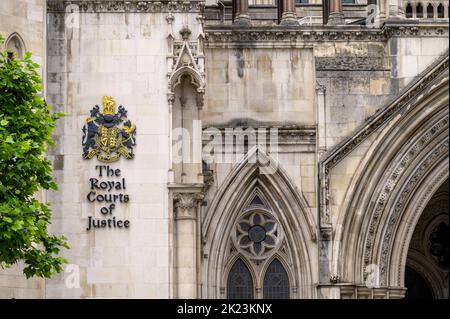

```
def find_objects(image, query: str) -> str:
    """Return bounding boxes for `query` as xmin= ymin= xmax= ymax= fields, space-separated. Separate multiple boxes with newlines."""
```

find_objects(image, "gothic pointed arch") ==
xmin=202 ymin=147 xmax=317 ymax=298
xmin=167 ymin=26 xmax=205 ymax=108
xmin=263 ymin=258 xmax=290 ymax=299
xmin=226 ymin=258 xmax=255 ymax=299
xmin=330 ymin=54 xmax=449 ymax=293
xmin=4 ymin=32 xmax=26 ymax=59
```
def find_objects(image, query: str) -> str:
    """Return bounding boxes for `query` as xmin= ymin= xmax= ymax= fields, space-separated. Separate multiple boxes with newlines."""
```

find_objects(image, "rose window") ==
xmin=235 ymin=211 xmax=281 ymax=258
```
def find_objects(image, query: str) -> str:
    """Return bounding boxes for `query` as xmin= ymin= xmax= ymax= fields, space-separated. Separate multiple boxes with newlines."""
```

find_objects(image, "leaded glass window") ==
xmin=263 ymin=259 xmax=290 ymax=299
xmin=227 ymin=259 xmax=254 ymax=299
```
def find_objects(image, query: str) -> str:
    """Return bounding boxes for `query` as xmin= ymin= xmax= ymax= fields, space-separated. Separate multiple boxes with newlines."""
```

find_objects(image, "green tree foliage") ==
xmin=0 ymin=35 xmax=68 ymax=278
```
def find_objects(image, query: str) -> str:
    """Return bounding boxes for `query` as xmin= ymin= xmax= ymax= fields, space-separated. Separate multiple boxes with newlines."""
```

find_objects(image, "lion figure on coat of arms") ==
xmin=82 ymin=96 xmax=136 ymax=162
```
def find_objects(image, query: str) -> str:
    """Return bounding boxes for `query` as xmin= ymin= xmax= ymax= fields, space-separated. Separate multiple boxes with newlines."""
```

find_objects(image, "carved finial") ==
xmin=166 ymin=12 xmax=174 ymax=24
xmin=329 ymin=275 xmax=340 ymax=284
xmin=180 ymin=25 xmax=191 ymax=40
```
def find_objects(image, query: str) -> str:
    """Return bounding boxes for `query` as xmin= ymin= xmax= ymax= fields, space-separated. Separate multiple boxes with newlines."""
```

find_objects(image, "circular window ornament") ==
xmin=233 ymin=210 xmax=282 ymax=259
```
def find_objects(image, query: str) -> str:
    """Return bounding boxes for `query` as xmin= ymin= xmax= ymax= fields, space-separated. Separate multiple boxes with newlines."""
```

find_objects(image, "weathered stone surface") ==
xmin=0 ymin=1 xmax=448 ymax=300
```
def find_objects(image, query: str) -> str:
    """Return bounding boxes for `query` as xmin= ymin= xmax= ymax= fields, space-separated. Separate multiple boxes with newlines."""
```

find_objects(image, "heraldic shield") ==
xmin=82 ymin=96 xmax=136 ymax=162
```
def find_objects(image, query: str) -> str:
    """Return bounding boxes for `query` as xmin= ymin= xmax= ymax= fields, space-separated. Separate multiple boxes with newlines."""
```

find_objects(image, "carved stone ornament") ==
xmin=82 ymin=96 xmax=136 ymax=163
xmin=47 ymin=0 xmax=204 ymax=13
xmin=173 ymin=192 xmax=204 ymax=219
xmin=204 ymin=23 xmax=448 ymax=48
xmin=233 ymin=210 xmax=283 ymax=260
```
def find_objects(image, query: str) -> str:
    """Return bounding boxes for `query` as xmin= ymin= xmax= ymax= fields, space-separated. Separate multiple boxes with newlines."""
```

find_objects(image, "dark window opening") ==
xmin=406 ymin=3 xmax=413 ymax=18
xmin=437 ymin=3 xmax=445 ymax=18
xmin=227 ymin=259 xmax=254 ymax=299
xmin=404 ymin=266 xmax=433 ymax=299
xmin=417 ymin=3 xmax=424 ymax=18
xmin=427 ymin=3 xmax=434 ymax=18
xmin=263 ymin=259 xmax=290 ymax=299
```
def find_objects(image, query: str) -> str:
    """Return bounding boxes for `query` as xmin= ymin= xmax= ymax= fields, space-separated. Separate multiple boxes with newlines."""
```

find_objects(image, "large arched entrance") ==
xmin=404 ymin=179 xmax=449 ymax=299
xmin=329 ymin=54 xmax=449 ymax=298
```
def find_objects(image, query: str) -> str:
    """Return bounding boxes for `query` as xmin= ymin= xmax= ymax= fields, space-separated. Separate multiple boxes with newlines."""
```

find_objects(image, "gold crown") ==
xmin=102 ymin=95 xmax=116 ymax=115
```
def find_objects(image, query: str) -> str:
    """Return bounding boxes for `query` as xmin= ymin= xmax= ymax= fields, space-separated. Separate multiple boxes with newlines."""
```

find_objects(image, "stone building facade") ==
xmin=0 ymin=0 xmax=448 ymax=298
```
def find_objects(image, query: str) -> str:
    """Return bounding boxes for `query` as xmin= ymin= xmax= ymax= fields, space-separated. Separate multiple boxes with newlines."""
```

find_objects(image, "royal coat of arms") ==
xmin=82 ymin=96 xmax=136 ymax=162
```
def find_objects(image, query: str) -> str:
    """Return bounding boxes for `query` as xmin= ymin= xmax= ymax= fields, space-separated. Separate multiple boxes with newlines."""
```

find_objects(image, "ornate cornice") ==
xmin=47 ymin=0 xmax=205 ymax=13
xmin=204 ymin=22 xmax=448 ymax=47
xmin=318 ymin=53 xmax=449 ymax=226
xmin=204 ymin=27 xmax=385 ymax=47
xmin=383 ymin=20 xmax=449 ymax=38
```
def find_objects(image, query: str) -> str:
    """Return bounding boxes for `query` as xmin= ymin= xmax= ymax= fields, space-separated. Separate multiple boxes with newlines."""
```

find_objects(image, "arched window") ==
xmin=5 ymin=33 xmax=25 ymax=59
xmin=406 ymin=3 xmax=413 ymax=18
xmin=416 ymin=3 xmax=424 ymax=18
xmin=227 ymin=259 xmax=254 ymax=299
xmin=437 ymin=3 xmax=444 ymax=18
xmin=427 ymin=3 xmax=434 ymax=18
xmin=263 ymin=259 xmax=290 ymax=299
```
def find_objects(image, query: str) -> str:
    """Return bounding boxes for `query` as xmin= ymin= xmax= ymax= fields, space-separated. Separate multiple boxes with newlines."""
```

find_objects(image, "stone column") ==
xmin=327 ymin=0 xmax=344 ymax=25
xmin=234 ymin=0 xmax=252 ymax=26
xmin=173 ymin=192 xmax=203 ymax=298
xmin=280 ymin=0 xmax=299 ymax=25
xmin=316 ymin=84 xmax=327 ymax=157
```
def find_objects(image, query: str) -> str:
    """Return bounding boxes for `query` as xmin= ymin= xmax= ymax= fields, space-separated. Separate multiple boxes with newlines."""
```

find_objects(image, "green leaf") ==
xmin=0 ymin=34 xmax=68 ymax=279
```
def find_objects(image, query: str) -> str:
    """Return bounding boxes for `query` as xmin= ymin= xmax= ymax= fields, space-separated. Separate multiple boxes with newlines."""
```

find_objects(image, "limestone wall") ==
xmin=43 ymin=8 xmax=201 ymax=298
xmin=0 ymin=0 xmax=46 ymax=75
xmin=202 ymin=46 xmax=317 ymax=222
xmin=203 ymin=48 xmax=316 ymax=126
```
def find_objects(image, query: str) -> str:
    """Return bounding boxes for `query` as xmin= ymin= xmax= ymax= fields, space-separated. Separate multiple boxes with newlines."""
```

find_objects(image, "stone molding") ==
xmin=376 ymin=130 xmax=449 ymax=284
xmin=204 ymin=23 xmax=449 ymax=47
xmin=203 ymin=124 xmax=316 ymax=146
xmin=47 ymin=0 xmax=205 ymax=13
xmin=173 ymin=192 xmax=204 ymax=220
xmin=315 ymin=56 xmax=387 ymax=71
xmin=390 ymin=161 xmax=449 ymax=286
